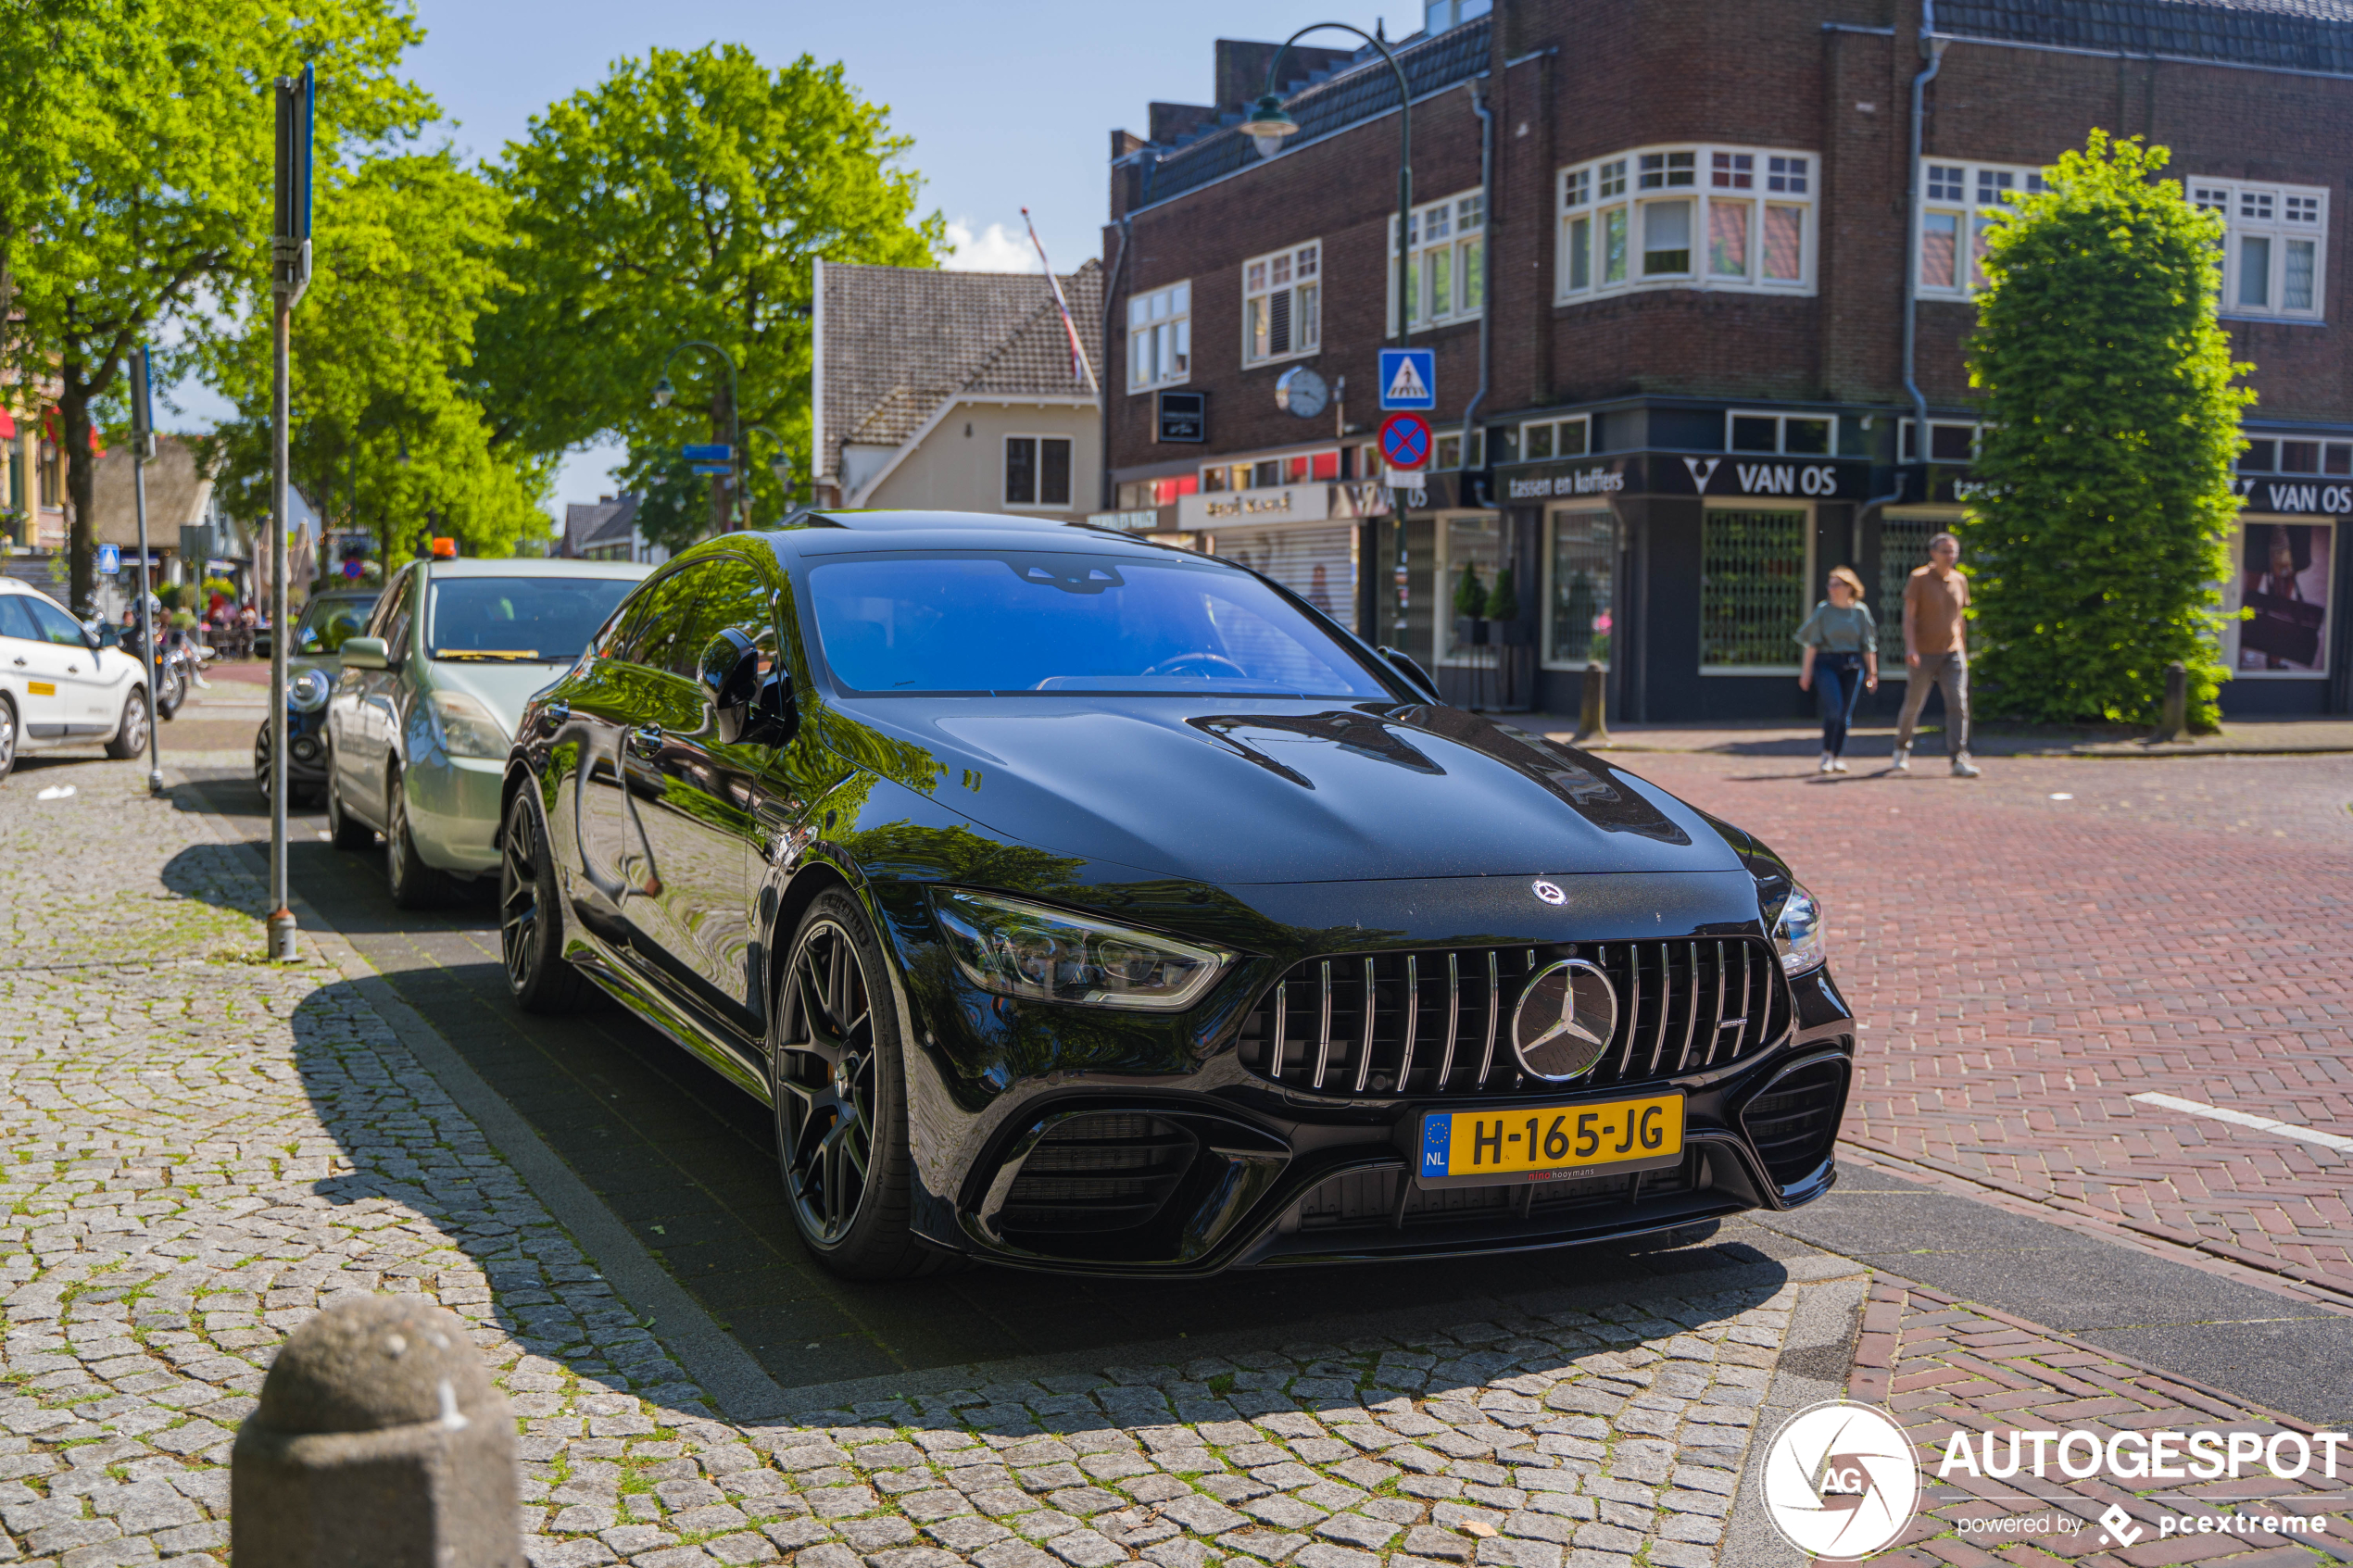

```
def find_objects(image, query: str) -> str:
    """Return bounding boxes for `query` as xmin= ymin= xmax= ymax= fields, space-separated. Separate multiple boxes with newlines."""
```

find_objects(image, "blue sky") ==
xmin=177 ymin=0 xmax=1391 ymax=521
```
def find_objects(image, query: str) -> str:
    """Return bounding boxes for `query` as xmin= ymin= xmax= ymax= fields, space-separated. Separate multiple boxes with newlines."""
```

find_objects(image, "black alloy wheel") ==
xmin=322 ymin=741 xmax=372 ymax=849
xmin=771 ymin=893 xmax=947 ymax=1278
xmin=384 ymin=763 xmax=451 ymax=909
xmin=499 ymin=790 xmax=587 ymax=1013
xmin=105 ymin=688 xmax=148 ymax=760
xmin=0 ymin=696 xmax=16 ymax=784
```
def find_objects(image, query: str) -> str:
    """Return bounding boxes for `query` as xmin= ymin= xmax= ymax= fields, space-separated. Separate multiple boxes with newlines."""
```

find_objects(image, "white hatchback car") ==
xmin=0 ymin=579 xmax=150 ymax=782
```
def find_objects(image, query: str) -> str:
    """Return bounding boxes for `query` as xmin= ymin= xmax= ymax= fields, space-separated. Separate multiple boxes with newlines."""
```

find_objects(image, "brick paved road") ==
xmin=1624 ymin=751 xmax=2353 ymax=1301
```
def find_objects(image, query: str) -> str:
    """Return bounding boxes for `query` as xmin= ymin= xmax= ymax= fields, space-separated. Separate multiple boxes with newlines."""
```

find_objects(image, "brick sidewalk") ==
xmin=1849 ymin=1277 xmax=2353 ymax=1566
xmin=1624 ymin=752 xmax=2353 ymax=1302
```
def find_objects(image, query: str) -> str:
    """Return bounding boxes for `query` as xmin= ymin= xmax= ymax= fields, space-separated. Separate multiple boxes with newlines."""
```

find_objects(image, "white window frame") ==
xmin=1915 ymin=159 xmax=2051 ymax=299
xmin=1900 ymin=420 xmax=1983 ymax=462
xmin=2190 ymin=178 xmax=2328 ymax=321
xmin=1242 ymin=240 xmax=1322 ymax=367
xmin=2238 ymin=435 xmax=2353 ymax=477
xmin=1541 ymin=505 xmax=1617 ymax=671
xmin=1726 ymin=410 xmax=1837 ymax=458
xmin=1434 ymin=429 xmax=1486 ymax=470
xmin=1198 ymin=448 xmax=1343 ymax=493
xmin=1390 ymin=188 xmax=1487 ymax=333
xmin=1558 ymin=144 xmax=1817 ymax=302
xmin=1517 ymin=414 xmax=1592 ymax=463
xmin=1126 ymin=281 xmax=1191 ymax=393
xmin=1003 ymin=434 xmax=1075 ymax=511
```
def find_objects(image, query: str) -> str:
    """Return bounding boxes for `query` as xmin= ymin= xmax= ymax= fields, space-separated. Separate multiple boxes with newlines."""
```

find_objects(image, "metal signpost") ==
xmin=267 ymin=66 xmax=314 ymax=962
xmin=129 ymin=346 xmax=164 ymax=796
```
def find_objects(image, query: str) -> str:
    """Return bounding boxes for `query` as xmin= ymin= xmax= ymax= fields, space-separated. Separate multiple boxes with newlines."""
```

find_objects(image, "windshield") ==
xmin=426 ymin=576 xmax=638 ymax=662
xmin=294 ymin=594 xmax=379 ymax=656
xmin=805 ymin=551 xmax=1393 ymax=698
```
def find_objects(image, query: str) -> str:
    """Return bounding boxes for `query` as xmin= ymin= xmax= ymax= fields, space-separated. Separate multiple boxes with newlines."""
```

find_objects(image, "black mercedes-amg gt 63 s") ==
xmin=497 ymin=511 xmax=1855 ymax=1278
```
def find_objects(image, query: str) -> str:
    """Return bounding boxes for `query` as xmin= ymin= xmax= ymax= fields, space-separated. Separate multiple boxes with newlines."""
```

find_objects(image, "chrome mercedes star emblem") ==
xmin=1509 ymin=960 xmax=1618 ymax=1081
xmin=1530 ymin=880 xmax=1567 ymax=906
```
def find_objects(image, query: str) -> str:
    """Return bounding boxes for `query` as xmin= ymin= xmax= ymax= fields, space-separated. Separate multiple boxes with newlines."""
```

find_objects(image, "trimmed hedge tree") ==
xmin=1966 ymin=132 xmax=2252 ymax=729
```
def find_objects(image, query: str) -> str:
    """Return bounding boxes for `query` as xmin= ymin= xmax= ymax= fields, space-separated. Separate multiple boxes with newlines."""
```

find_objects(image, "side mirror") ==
xmin=342 ymin=636 xmax=390 ymax=671
xmin=93 ymin=623 xmax=121 ymax=650
xmin=698 ymin=629 xmax=762 ymax=709
xmin=1378 ymin=645 xmax=1441 ymax=702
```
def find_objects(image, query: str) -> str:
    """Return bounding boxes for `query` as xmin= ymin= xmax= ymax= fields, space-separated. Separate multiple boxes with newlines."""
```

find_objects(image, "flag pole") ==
xmin=1020 ymin=208 xmax=1099 ymax=395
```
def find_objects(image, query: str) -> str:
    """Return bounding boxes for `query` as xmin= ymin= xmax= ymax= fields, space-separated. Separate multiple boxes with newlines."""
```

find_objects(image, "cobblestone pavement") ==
xmin=0 ymin=758 xmax=1868 ymax=1568
xmin=1629 ymin=752 xmax=2353 ymax=1301
xmin=1851 ymin=1277 xmax=2353 ymax=1566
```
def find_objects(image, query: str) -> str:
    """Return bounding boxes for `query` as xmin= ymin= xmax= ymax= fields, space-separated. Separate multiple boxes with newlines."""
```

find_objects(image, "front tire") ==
xmin=156 ymin=664 xmax=183 ymax=720
xmin=106 ymin=688 xmax=148 ymax=760
xmin=0 ymin=696 xmax=16 ymax=784
xmin=499 ymin=790 xmax=588 ymax=1014
xmin=384 ymin=763 xmax=453 ymax=909
xmin=771 ymin=892 xmax=947 ymax=1279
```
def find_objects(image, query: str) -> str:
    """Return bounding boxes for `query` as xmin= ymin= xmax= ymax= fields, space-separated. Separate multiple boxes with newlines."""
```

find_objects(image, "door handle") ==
xmin=10 ymin=658 xmax=23 ymax=667
xmin=626 ymin=722 xmax=663 ymax=759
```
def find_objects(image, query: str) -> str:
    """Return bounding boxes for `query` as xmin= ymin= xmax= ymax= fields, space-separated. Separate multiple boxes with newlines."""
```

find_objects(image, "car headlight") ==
xmin=425 ymin=690 xmax=510 ymax=759
xmin=1768 ymin=884 xmax=1827 ymax=975
xmin=931 ymin=889 xmax=1232 ymax=1011
xmin=288 ymin=670 xmax=331 ymax=713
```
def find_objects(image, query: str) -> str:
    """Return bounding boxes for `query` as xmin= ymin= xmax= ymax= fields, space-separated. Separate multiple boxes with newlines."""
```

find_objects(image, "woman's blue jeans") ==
xmin=1815 ymin=652 xmax=1865 ymax=756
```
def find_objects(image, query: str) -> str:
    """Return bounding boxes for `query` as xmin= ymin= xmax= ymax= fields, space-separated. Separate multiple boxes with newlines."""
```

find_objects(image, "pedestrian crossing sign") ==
xmin=1378 ymin=347 xmax=1436 ymax=410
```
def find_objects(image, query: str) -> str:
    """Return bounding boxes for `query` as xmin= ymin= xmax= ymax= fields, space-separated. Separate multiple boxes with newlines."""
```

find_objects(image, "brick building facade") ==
xmin=1100 ymin=0 xmax=2353 ymax=721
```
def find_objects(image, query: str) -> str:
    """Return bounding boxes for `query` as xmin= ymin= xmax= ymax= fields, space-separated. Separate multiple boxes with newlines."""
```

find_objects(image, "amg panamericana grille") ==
xmin=1237 ymin=939 xmax=1791 ymax=1098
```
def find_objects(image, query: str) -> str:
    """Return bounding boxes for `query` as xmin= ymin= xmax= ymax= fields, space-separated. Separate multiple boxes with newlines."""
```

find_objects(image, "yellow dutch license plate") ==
xmin=1416 ymin=1094 xmax=1685 ymax=1189
xmin=26 ymin=683 xmax=54 ymax=696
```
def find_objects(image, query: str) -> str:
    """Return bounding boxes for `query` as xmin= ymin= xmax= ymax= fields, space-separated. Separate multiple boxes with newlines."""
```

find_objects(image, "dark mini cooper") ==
xmin=497 ymin=512 xmax=1855 ymax=1278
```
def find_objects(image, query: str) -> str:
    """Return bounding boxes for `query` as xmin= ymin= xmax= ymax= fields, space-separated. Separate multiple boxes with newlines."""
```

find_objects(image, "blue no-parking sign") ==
xmin=96 ymin=544 xmax=120 ymax=574
xmin=1378 ymin=347 xmax=1436 ymax=409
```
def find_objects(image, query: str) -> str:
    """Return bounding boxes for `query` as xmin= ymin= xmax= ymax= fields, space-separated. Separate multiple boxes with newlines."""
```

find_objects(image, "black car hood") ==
xmin=823 ymin=696 xmax=1740 ymax=885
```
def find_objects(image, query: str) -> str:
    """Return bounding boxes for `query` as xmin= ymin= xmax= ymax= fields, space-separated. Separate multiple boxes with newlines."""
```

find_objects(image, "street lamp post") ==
xmin=652 ymin=341 xmax=742 ymax=534
xmin=1239 ymin=24 xmax=1416 ymax=637
xmin=745 ymin=423 xmax=794 ymax=514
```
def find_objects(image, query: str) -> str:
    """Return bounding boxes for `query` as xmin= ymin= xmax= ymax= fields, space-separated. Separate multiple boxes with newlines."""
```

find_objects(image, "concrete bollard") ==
xmin=2154 ymin=659 xmax=2189 ymax=743
xmin=233 ymin=1296 xmax=522 ymax=1566
xmin=1572 ymin=663 xmax=1611 ymax=746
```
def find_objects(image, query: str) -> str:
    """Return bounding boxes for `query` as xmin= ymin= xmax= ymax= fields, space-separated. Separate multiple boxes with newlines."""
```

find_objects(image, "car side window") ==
xmin=24 ymin=598 xmax=90 ymax=647
xmin=673 ymin=557 xmax=769 ymax=682
xmin=617 ymin=566 xmax=705 ymax=674
xmin=0 ymin=596 xmax=37 ymax=643
xmin=371 ymin=569 xmax=416 ymax=660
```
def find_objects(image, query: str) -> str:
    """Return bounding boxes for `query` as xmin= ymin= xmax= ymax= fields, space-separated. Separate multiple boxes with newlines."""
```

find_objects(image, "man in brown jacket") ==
xmin=1893 ymin=533 xmax=1981 ymax=777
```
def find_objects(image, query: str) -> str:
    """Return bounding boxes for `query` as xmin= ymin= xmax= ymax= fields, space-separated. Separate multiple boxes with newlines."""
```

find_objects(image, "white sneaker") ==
xmin=1818 ymin=753 xmax=1835 ymax=774
xmin=1950 ymin=755 xmax=1982 ymax=778
xmin=1891 ymin=746 xmax=1911 ymax=772
xmin=1831 ymin=757 xmax=1851 ymax=773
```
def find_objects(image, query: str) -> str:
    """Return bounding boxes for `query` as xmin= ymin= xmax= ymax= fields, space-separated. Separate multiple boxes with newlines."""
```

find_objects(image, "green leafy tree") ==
xmin=202 ymin=151 xmax=547 ymax=562
xmin=2 ymin=0 xmax=431 ymax=613
xmin=1965 ymin=132 xmax=2252 ymax=728
xmin=477 ymin=44 xmax=942 ymax=537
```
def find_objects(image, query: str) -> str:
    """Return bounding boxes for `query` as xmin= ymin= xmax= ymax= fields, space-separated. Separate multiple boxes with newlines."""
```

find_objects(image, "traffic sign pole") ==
xmin=130 ymin=345 xmax=162 ymax=797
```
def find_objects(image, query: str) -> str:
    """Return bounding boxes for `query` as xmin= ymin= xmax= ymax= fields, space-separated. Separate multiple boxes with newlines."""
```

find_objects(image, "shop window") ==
xmin=1543 ymin=508 xmax=1615 ymax=670
xmin=1436 ymin=513 xmax=1504 ymax=666
xmin=1127 ymin=281 xmax=1190 ymax=392
xmin=2227 ymin=519 xmax=2333 ymax=676
xmin=2192 ymin=180 xmax=2326 ymax=319
xmin=2240 ymin=438 xmax=2352 ymax=474
xmin=1701 ymin=508 xmax=1808 ymax=671
xmin=1243 ymin=241 xmax=1321 ymax=366
xmin=1727 ymin=411 xmax=1837 ymax=456
xmin=1917 ymin=159 xmax=2052 ymax=298
xmin=1214 ymin=523 xmax=1361 ymax=635
xmin=1518 ymin=416 xmax=1590 ymax=461
xmin=1392 ymin=190 xmax=1485 ymax=332
xmin=1115 ymin=475 xmax=1200 ymax=509
xmin=1562 ymin=144 xmax=1815 ymax=301
xmin=1004 ymin=436 xmax=1072 ymax=508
